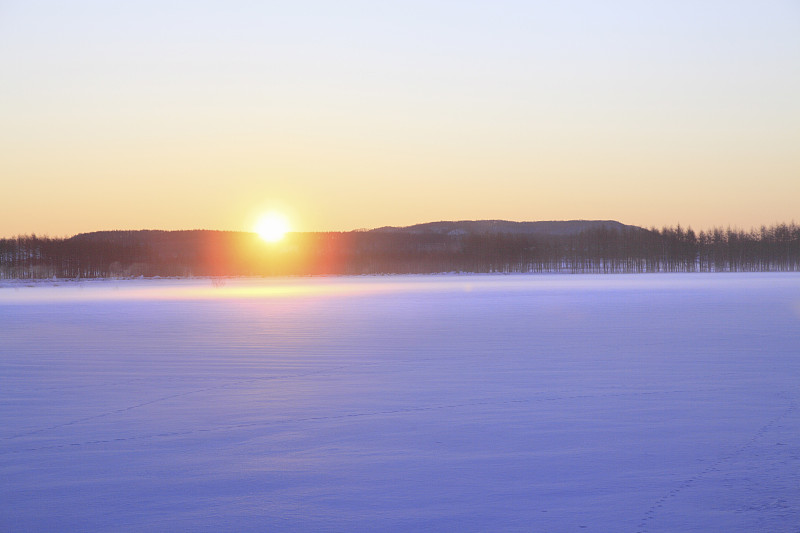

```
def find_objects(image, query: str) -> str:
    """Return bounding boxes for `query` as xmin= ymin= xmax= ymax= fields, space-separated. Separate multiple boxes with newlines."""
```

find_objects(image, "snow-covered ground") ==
xmin=2 ymin=274 xmax=799 ymax=532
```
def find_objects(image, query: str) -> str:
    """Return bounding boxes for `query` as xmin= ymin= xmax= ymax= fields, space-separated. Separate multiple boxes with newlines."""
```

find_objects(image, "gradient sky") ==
xmin=1 ymin=1 xmax=798 ymax=237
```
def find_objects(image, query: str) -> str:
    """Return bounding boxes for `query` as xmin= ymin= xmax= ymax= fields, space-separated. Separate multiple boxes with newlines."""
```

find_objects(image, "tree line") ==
xmin=1 ymin=223 xmax=799 ymax=279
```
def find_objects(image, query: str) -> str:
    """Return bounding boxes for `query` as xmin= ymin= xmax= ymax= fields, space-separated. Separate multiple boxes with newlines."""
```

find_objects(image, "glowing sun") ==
xmin=255 ymin=213 xmax=290 ymax=243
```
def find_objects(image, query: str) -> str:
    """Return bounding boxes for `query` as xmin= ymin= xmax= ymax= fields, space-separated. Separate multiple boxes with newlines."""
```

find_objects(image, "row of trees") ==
xmin=1 ymin=223 xmax=799 ymax=279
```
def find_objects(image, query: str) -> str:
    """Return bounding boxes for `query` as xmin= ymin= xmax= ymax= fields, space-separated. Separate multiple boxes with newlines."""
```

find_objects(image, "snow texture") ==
xmin=2 ymin=274 xmax=799 ymax=532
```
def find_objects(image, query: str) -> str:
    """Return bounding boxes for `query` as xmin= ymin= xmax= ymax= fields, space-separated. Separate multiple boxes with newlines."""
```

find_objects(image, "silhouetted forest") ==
xmin=1 ymin=222 xmax=799 ymax=279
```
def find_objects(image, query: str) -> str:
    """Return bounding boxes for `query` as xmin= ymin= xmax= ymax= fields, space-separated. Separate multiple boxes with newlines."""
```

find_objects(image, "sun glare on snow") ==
xmin=255 ymin=213 xmax=290 ymax=243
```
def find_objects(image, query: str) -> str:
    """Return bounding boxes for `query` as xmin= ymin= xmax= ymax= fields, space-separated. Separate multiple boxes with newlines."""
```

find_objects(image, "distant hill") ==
xmin=370 ymin=219 xmax=640 ymax=236
xmin=4 ymin=221 xmax=798 ymax=278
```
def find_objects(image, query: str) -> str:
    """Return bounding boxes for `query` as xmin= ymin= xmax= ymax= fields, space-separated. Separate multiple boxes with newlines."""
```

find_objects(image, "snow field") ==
xmin=1 ymin=274 xmax=799 ymax=531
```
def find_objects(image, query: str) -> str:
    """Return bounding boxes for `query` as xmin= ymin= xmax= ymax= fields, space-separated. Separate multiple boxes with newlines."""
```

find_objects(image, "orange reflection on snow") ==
xmin=0 ymin=277 xmax=474 ymax=304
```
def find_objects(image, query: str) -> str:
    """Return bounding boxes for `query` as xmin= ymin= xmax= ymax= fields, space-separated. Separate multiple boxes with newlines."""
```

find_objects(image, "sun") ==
xmin=255 ymin=212 xmax=290 ymax=243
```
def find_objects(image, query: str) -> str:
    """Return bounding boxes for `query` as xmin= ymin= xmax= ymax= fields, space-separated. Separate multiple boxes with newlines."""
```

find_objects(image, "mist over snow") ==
xmin=2 ymin=274 xmax=799 ymax=531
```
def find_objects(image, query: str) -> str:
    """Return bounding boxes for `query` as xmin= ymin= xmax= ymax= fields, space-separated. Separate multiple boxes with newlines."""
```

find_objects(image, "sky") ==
xmin=1 ymin=1 xmax=798 ymax=237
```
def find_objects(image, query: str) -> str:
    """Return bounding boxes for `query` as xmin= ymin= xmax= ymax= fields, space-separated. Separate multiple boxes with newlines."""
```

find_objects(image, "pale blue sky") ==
xmin=1 ymin=1 xmax=798 ymax=236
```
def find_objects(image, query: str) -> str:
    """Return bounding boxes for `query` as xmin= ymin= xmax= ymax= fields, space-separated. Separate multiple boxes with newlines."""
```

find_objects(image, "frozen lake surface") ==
xmin=2 ymin=273 xmax=799 ymax=532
